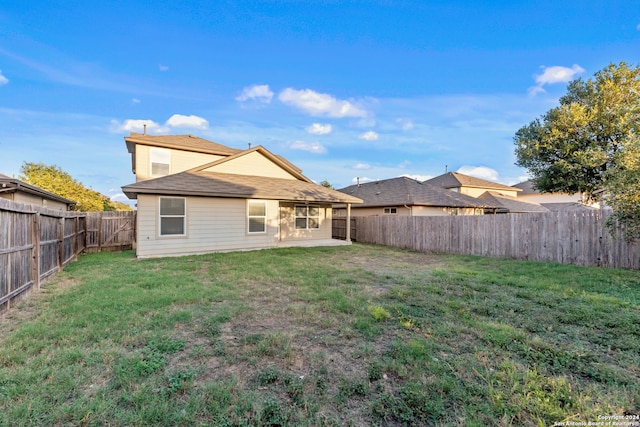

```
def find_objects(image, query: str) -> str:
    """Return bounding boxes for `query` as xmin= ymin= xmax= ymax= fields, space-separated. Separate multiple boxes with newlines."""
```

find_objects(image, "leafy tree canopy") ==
xmin=19 ymin=162 xmax=132 ymax=212
xmin=319 ymin=180 xmax=335 ymax=189
xmin=514 ymin=62 xmax=640 ymax=240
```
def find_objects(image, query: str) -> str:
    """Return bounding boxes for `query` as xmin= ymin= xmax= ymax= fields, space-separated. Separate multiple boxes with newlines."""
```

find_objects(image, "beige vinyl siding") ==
xmin=136 ymin=195 xmax=281 ymax=258
xmin=202 ymin=151 xmax=298 ymax=179
xmin=135 ymin=145 xmax=225 ymax=182
xmin=1 ymin=192 xmax=69 ymax=211
xmin=517 ymin=193 xmax=582 ymax=204
xmin=279 ymin=203 xmax=332 ymax=241
xmin=459 ymin=187 xmax=519 ymax=198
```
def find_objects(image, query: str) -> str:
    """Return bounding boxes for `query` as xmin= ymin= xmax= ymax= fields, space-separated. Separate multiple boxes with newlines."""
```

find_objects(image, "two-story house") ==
xmin=121 ymin=132 xmax=361 ymax=258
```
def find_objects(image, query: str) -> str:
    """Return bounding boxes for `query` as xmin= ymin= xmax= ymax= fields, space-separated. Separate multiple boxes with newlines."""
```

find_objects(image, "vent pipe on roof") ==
xmin=248 ymin=142 xmax=252 ymax=149
xmin=143 ymin=124 xmax=147 ymax=135
xmin=445 ymin=164 xmax=448 ymax=173
xmin=357 ymin=177 xmax=360 ymax=187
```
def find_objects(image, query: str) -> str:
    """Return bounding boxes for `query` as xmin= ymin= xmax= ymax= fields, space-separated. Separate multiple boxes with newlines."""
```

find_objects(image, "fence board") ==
xmin=0 ymin=199 xmax=136 ymax=313
xmin=354 ymin=211 xmax=640 ymax=269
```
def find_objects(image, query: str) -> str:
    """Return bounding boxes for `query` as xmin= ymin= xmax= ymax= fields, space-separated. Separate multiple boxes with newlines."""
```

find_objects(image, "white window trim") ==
xmin=150 ymin=147 xmax=171 ymax=177
xmin=247 ymin=200 xmax=268 ymax=234
xmin=295 ymin=205 xmax=321 ymax=230
xmin=158 ymin=196 xmax=186 ymax=237
xmin=383 ymin=207 xmax=398 ymax=215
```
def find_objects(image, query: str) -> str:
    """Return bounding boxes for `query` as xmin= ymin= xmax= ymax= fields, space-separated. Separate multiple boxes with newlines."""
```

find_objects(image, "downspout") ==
xmin=404 ymin=205 xmax=413 ymax=216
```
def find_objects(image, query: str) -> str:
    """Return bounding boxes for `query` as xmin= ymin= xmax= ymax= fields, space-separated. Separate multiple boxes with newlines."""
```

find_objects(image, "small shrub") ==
xmin=368 ymin=305 xmax=391 ymax=321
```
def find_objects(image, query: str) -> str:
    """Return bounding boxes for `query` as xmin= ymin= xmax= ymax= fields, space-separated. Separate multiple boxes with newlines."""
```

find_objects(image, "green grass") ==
xmin=1 ymin=243 xmax=639 ymax=426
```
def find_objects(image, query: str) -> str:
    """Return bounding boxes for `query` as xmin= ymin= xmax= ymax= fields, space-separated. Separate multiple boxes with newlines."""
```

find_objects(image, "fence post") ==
xmin=58 ymin=217 xmax=64 ymax=273
xmin=31 ymin=212 xmax=41 ymax=290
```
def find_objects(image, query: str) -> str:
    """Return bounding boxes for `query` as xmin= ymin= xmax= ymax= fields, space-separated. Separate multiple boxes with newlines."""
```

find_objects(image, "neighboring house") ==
xmin=425 ymin=172 xmax=547 ymax=214
xmin=512 ymin=180 xmax=598 ymax=212
xmin=334 ymin=176 xmax=497 ymax=217
xmin=424 ymin=171 xmax=521 ymax=198
xmin=121 ymin=133 xmax=362 ymax=258
xmin=0 ymin=174 xmax=75 ymax=211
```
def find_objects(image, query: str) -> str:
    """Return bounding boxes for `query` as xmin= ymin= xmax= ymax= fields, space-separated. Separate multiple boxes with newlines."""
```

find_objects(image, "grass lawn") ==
xmin=1 ymin=243 xmax=639 ymax=426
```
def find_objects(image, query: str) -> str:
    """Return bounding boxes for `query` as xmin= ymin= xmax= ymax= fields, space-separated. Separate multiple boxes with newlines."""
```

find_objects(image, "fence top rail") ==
xmin=0 ymin=198 xmax=87 ymax=218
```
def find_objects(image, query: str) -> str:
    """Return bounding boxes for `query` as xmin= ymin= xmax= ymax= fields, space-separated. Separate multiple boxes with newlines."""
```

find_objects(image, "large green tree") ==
xmin=514 ymin=62 xmax=640 ymax=240
xmin=19 ymin=162 xmax=132 ymax=212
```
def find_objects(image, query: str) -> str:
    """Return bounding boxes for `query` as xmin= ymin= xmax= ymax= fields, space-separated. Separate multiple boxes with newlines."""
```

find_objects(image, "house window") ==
xmin=450 ymin=208 xmax=459 ymax=216
xmin=248 ymin=200 xmax=267 ymax=233
xmin=383 ymin=207 xmax=397 ymax=215
xmin=150 ymin=147 xmax=171 ymax=177
xmin=295 ymin=205 xmax=320 ymax=229
xmin=159 ymin=197 xmax=185 ymax=236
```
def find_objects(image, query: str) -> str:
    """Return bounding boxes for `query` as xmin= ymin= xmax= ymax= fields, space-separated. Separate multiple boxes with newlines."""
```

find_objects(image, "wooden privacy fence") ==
xmin=332 ymin=218 xmax=356 ymax=241
xmin=354 ymin=211 xmax=640 ymax=269
xmin=0 ymin=199 xmax=136 ymax=313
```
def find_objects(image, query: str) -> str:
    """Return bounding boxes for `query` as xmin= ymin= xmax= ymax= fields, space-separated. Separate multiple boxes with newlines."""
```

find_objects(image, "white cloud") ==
xmin=306 ymin=123 xmax=333 ymax=135
xmin=402 ymin=174 xmax=433 ymax=181
xmin=396 ymin=118 xmax=414 ymax=130
xmin=159 ymin=64 xmax=169 ymax=71
xmin=289 ymin=140 xmax=326 ymax=154
xmin=131 ymin=98 xmax=141 ymax=104
xmin=236 ymin=84 xmax=274 ymax=103
xmin=637 ymin=23 xmax=640 ymax=30
xmin=111 ymin=119 xmax=167 ymax=134
xmin=352 ymin=176 xmax=373 ymax=184
xmin=457 ymin=165 xmax=500 ymax=182
xmin=110 ymin=193 xmax=129 ymax=202
xmin=111 ymin=114 xmax=209 ymax=134
xmin=359 ymin=131 xmax=379 ymax=141
xmin=0 ymin=70 xmax=8 ymax=85
xmin=165 ymin=114 xmax=209 ymax=129
xmin=352 ymin=163 xmax=371 ymax=170
xmin=529 ymin=64 xmax=585 ymax=96
xmin=279 ymin=88 xmax=368 ymax=118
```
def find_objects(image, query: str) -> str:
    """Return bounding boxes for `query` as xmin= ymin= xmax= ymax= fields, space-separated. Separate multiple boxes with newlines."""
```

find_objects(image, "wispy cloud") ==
xmin=306 ymin=123 xmax=332 ymax=135
xmin=352 ymin=163 xmax=371 ymax=170
xmin=529 ymin=64 xmax=585 ymax=96
xmin=396 ymin=118 xmax=414 ymax=130
xmin=289 ymin=140 xmax=326 ymax=154
xmin=359 ymin=131 xmax=379 ymax=141
xmin=159 ymin=64 xmax=169 ymax=71
xmin=279 ymin=88 xmax=368 ymax=118
xmin=110 ymin=114 xmax=209 ymax=133
xmin=236 ymin=84 xmax=274 ymax=103
xmin=131 ymin=98 xmax=140 ymax=104
xmin=0 ymin=69 xmax=8 ymax=85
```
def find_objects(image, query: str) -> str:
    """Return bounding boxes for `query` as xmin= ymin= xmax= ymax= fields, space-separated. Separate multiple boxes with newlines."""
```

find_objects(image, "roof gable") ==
xmin=425 ymin=172 xmax=521 ymax=192
xmin=192 ymin=146 xmax=311 ymax=182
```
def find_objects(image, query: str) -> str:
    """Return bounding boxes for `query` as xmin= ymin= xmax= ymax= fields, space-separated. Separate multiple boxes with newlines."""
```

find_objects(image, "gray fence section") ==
xmin=351 ymin=211 xmax=640 ymax=269
xmin=0 ymin=199 xmax=136 ymax=313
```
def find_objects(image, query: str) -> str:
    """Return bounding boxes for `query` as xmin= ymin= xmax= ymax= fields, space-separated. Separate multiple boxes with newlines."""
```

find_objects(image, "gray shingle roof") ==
xmin=0 ymin=174 xmax=76 ymax=205
xmin=125 ymin=133 xmax=241 ymax=156
xmin=122 ymin=170 xmax=363 ymax=204
xmin=425 ymin=172 xmax=521 ymax=193
xmin=336 ymin=177 xmax=497 ymax=208
xmin=477 ymin=191 xmax=549 ymax=213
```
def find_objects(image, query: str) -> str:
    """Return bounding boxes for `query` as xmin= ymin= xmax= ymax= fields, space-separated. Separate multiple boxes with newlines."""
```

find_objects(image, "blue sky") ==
xmin=1 ymin=1 xmax=639 ymax=205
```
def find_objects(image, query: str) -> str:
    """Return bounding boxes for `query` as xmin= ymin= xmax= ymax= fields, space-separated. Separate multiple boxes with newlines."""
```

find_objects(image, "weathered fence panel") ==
xmin=85 ymin=211 xmax=135 ymax=252
xmin=332 ymin=218 xmax=357 ymax=241
xmin=355 ymin=211 xmax=640 ymax=269
xmin=0 ymin=199 xmax=136 ymax=313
